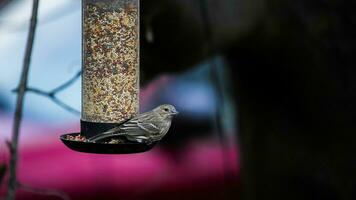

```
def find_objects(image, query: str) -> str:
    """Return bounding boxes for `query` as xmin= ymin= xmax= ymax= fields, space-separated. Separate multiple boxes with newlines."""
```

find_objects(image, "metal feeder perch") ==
xmin=60 ymin=0 xmax=156 ymax=154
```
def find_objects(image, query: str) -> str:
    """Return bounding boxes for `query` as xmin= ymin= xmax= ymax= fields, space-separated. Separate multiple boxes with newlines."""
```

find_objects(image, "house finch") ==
xmin=88 ymin=104 xmax=178 ymax=144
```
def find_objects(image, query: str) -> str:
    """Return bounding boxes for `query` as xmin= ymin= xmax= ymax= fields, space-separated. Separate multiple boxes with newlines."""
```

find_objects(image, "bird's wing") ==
xmin=87 ymin=126 xmax=124 ymax=142
xmin=88 ymin=112 xmax=160 ymax=142
xmin=120 ymin=112 xmax=160 ymax=135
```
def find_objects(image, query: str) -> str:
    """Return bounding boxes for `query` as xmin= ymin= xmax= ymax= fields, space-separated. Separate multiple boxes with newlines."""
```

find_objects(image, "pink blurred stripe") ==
xmin=1 ymin=129 xmax=239 ymax=198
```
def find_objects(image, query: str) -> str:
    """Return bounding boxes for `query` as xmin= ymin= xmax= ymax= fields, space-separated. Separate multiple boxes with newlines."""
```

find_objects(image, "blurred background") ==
xmin=0 ymin=0 xmax=239 ymax=199
xmin=1 ymin=0 xmax=355 ymax=200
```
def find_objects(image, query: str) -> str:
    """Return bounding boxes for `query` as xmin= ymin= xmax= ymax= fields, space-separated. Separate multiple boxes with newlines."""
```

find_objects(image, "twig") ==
xmin=12 ymin=71 xmax=81 ymax=115
xmin=50 ymin=71 xmax=81 ymax=95
xmin=26 ymin=87 xmax=80 ymax=115
xmin=6 ymin=0 xmax=39 ymax=199
xmin=17 ymin=182 xmax=70 ymax=200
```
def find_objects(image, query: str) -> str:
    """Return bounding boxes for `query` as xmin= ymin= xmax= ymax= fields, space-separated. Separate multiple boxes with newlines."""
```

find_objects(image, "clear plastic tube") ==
xmin=82 ymin=0 xmax=139 ymax=123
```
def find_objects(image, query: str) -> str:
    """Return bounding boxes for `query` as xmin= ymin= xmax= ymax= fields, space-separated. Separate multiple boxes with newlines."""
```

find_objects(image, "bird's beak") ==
xmin=172 ymin=110 xmax=179 ymax=115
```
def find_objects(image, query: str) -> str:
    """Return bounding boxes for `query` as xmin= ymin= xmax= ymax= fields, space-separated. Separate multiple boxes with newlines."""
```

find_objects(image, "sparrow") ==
xmin=88 ymin=104 xmax=178 ymax=144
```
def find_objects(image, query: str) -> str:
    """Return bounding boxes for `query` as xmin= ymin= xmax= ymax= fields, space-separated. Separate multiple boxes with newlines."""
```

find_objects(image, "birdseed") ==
xmin=66 ymin=134 xmax=87 ymax=142
xmin=82 ymin=0 xmax=139 ymax=123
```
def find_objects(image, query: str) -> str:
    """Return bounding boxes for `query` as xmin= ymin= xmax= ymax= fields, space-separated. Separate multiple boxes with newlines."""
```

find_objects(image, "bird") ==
xmin=88 ymin=104 xmax=178 ymax=144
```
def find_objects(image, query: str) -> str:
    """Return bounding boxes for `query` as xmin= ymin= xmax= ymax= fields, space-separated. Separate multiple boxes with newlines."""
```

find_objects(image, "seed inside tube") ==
xmin=82 ymin=0 xmax=139 ymax=123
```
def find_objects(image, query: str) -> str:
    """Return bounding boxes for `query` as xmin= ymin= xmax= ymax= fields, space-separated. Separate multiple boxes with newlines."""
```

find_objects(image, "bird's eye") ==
xmin=164 ymin=108 xmax=169 ymax=112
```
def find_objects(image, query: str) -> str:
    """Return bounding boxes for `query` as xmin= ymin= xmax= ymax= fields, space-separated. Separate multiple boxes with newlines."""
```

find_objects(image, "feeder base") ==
xmin=60 ymin=133 xmax=156 ymax=154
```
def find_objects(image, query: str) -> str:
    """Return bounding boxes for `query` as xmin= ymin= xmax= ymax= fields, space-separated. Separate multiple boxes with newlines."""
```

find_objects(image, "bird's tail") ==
xmin=87 ymin=128 xmax=126 ymax=143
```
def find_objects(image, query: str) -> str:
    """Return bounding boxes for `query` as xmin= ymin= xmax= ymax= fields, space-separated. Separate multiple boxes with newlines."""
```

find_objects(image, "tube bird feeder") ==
xmin=61 ymin=0 xmax=156 ymax=154
xmin=82 ymin=0 xmax=140 ymax=136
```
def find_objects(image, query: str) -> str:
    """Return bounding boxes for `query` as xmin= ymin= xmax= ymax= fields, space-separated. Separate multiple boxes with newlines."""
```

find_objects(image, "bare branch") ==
xmin=17 ymin=182 xmax=70 ymax=200
xmin=24 ymin=86 xmax=80 ymax=115
xmin=6 ymin=0 xmax=40 ymax=199
xmin=50 ymin=96 xmax=80 ymax=115
xmin=12 ymin=71 xmax=81 ymax=115
xmin=50 ymin=71 xmax=81 ymax=95
xmin=18 ymin=88 xmax=47 ymax=96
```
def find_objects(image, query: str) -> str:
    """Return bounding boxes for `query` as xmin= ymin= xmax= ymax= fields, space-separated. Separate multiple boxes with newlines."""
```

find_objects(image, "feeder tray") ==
xmin=60 ymin=133 xmax=157 ymax=154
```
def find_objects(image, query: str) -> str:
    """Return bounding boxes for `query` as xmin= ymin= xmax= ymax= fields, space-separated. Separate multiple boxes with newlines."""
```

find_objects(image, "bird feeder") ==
xmin=61 ymin=0 xmax=156 ymax=154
